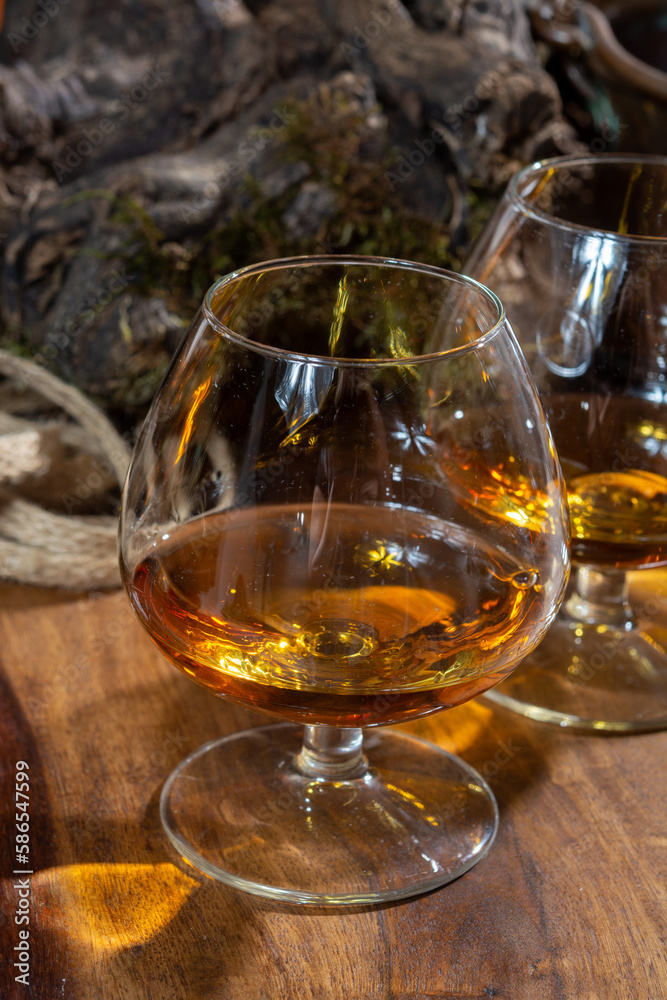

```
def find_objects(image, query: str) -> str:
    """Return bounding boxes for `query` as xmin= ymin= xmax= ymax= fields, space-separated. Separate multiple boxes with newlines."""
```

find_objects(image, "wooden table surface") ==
xmin=0 ymin=574 xmax=666 ymax=1000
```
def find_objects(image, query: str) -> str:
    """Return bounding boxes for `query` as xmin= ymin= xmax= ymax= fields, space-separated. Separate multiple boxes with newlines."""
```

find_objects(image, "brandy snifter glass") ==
xmin=466 ymin=153 xmax=667 ymax=731
xmin=119 ymin=256 xmax=569 ymax=905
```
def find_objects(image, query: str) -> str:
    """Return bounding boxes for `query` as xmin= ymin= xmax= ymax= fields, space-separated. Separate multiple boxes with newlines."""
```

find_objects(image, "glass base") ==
xmin=160 ymin=723 xmax=499 ymax=906
xmin=484 ymin=614 xmax=667 ymax=732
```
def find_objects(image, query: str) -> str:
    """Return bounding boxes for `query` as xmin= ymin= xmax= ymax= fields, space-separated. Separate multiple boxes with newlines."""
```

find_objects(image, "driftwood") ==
xmin=0 ymin=0 xmax=579 ymax=417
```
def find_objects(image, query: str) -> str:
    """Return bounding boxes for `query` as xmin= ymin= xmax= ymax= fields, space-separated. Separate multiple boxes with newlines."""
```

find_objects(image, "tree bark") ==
xmin=0 ymin=0 xmax=579 ymax=418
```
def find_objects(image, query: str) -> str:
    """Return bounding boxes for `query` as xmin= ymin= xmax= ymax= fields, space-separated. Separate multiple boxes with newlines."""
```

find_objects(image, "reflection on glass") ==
xmin=119 ymin=256 xmax=569 ymax=904
xmin=466 ymin=153 xmax=667 ymax=731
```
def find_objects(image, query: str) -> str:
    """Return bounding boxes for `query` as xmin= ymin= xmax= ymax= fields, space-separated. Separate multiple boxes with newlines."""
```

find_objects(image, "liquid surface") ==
xmin=128 ymin=503 xmax=549 ymax=726
xmin=544 ymin=393 xmax=667 ymax=568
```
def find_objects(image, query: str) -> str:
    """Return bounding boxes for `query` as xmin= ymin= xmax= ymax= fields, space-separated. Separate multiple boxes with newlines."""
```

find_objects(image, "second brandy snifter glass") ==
xmin=466 ymin=153 xmax=667 ymax=732
xmin=119 ymin=256 xmax=569 ymax=905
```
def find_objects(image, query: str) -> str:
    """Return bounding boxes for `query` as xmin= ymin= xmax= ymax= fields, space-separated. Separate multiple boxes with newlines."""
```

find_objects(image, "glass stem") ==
xmin=564 ymin=566 xmax=635 ymax=628
xmin=296 ymin=726 xmax=368 ymax=779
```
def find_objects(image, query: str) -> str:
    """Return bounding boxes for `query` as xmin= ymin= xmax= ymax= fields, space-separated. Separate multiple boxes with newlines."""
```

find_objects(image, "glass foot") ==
xmin=160 ymin=723 xmax=498 ymax=906
xmin=484 ymin=615 xmax=667 ymax=732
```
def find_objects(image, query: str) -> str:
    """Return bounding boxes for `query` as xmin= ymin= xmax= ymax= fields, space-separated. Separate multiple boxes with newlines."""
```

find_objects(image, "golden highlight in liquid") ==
xmin=567 ymin=469 xmax=667 ymax=563
xmin=128 ymin=503 xmax=549 ymax=726
xmin=545 ymin=393 xmax=667 ymax=568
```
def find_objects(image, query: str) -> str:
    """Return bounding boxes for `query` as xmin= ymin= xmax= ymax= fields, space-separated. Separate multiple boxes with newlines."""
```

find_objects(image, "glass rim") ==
xmin=202 ymin=255 xmax=506 ymax=367
xmin=508 ymin=152 xmax=667 ymax=243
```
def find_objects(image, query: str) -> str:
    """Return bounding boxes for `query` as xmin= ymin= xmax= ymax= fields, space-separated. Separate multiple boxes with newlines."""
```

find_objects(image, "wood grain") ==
xmin=0 ymin=576 xmax=665 ymax=1000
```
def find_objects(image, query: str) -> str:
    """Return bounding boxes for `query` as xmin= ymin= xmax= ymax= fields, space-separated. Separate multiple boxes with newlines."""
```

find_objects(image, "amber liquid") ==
xmin=544 ymin=393 xmax=667 ymax=568
xmin=128 ymin=503 xmax=549 ymax=726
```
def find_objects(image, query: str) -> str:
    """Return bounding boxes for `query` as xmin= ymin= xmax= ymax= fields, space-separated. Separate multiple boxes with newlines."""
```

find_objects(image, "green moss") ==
xmin=0 ymin=330 xmax=33 ymax=356
xmin=3 ymin=88 xmax=500 ymax=381
xmin=108 ymin=84 xmax=498 ymax=320
xmin=107 ymin=357 xmax=171 ymax=410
